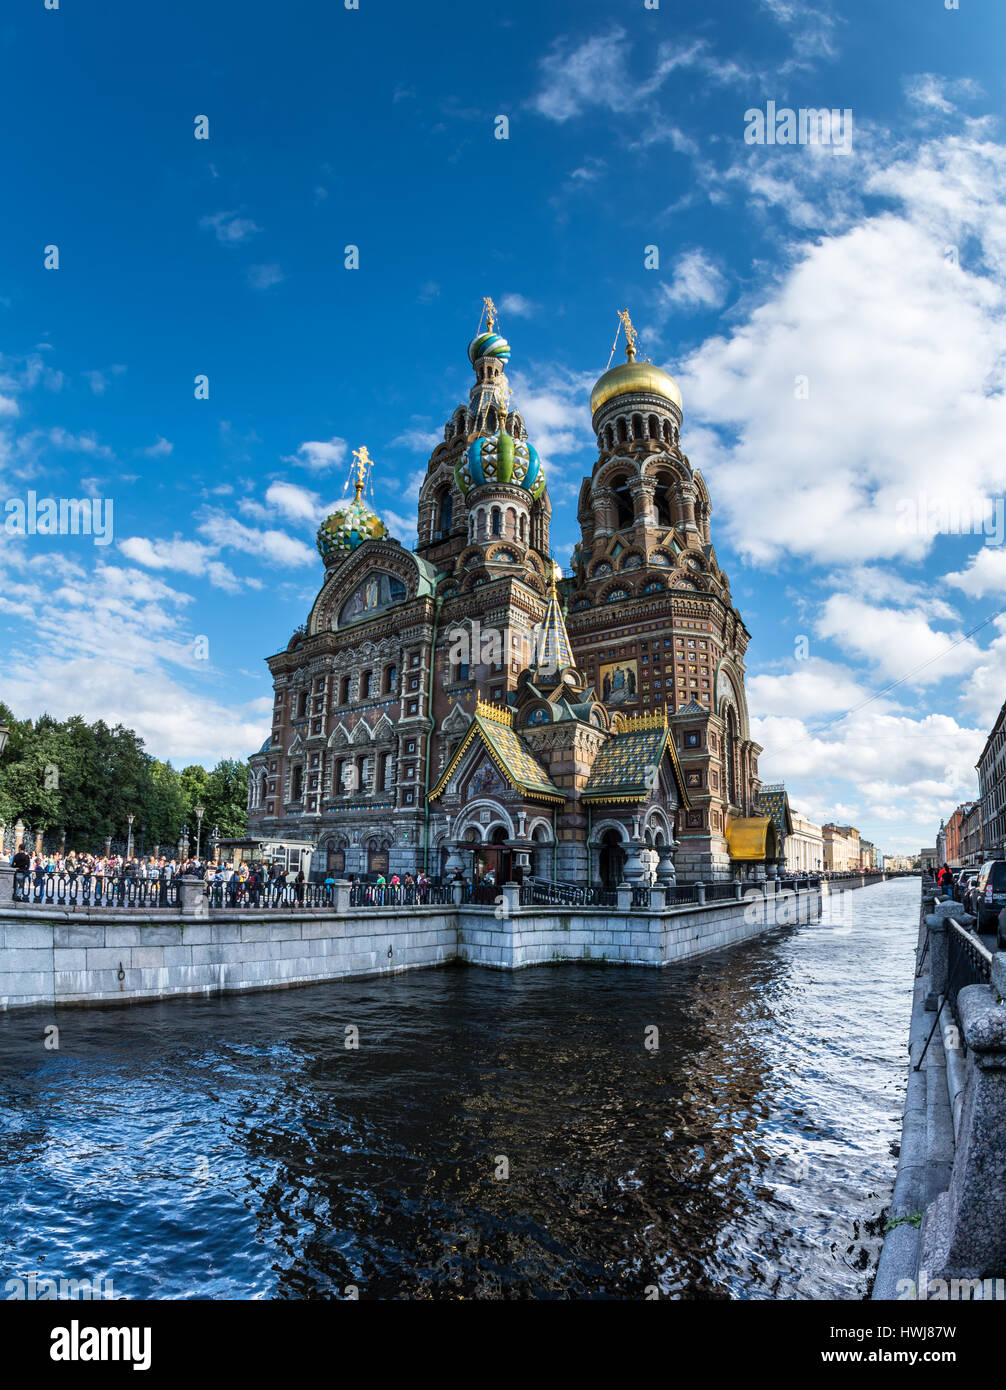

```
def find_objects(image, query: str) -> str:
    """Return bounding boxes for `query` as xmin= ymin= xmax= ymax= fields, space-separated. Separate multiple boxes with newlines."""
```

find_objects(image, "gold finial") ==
xmin=351 ymin=445 xmax=372 ymax=500
xmin=483 ymin=296 xmax=497 ymax=332
xmin=618 ymin=309 xmax=638 ymax=362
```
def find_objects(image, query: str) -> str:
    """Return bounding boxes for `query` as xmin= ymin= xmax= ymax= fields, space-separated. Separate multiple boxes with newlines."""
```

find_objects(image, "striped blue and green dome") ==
xmin=455 ymin=430 xmax=545 ymax=499
xmin=468 ymin=331 xmax=511 ymax=365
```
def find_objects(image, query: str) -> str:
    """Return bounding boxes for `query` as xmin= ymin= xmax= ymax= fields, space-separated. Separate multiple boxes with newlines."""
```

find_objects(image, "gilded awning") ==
xmin=726 ymin=816 xmax=773 ymax=861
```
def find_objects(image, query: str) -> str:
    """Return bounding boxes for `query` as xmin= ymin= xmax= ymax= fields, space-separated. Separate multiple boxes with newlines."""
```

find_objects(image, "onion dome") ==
xmin=316 ymin=445 xmax=388 ymax=565
xmin=468 ymin=330 xmax=511 ymax=365
xmin=590 ymin=308 xmax=682 ymax=415
xmin=455 ymin=430 xmax=545 ymax=499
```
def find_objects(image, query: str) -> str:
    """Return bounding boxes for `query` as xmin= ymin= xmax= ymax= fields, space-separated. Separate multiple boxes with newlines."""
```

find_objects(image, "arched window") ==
xmin=339 ymin=675 xmax=350 ymax=704
xmin=519 ymin=514 xmax=526 ymax=543
xmin=654 ymin=474 xmax=673 ymax=528
xmin=487 ymin=407 xmax=497 ymax=432
xmin=616 ymin=417 xmax=628 ymax=443
xmin=725 ymin=707 xmax=738 ymax=806
xmin=439 ymin=490 xmax=453 ymax=536
xmin=631 ymin=413 xmax=644 ymax=439
xmin=291 ymin=766 xmax=303 ymax=802
xmin=361 ymin=671 xmax=372 ymax=699
xmin=297 ymin=691 xmax=308 ymax=718
xmin=612 ymin=476 xmax=634 ymax=530
xmin=663 ymin=420 xmax=673 ymax=444
xmin=491 ymin=507 xmax=502 ymax=536
xmin=383 ymin=664 xmax=397 ymax=695
xmin=605 ymin=425 xmax=615 ymax=451
xmin=648 ymin=414 xmax=660 ymax=440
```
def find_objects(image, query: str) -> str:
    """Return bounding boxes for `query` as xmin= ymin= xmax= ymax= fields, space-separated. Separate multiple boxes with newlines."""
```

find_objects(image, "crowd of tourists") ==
xmin=2 ymin=844 xmax=441 ymax=907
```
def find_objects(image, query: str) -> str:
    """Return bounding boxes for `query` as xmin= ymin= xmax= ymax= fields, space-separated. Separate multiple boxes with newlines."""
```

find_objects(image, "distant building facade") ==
xmin=823 ymin=823 xmax=861 ymax=872
xmin=977 ymin=701 xmax=1006 ymax=858
xmin=943 ymin=802 xmax=977 ymax=867
xmin=961 ymin=801 xmax=983 ymax=864
xmin=785 ymin=810 xmax=824 ymax=873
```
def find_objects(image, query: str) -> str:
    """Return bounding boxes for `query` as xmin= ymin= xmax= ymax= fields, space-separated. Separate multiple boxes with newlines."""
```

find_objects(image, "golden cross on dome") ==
xmin=484 ymin=296 xmax=497 ymax=332
xmin=351 ymin=444 xmax=372 ymax=499
xmin=618 ymin=309 xmax=638 ymax=362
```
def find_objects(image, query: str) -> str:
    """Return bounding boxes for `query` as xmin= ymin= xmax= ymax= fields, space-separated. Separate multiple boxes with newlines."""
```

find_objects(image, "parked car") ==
xmin=970 ymin=860 xmax=1006 ymax=939
xmin=955 ymin=868 xmax=979 ymax=907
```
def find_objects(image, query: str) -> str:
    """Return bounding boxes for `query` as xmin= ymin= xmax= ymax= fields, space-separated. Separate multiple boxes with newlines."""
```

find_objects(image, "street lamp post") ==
xmin=126 ymin=812 xmax=135 ymax=861
xmin=194 ymin=803 xmax=205 ymax=860
xmin=179 ymin=824 xmax=189 ymax=860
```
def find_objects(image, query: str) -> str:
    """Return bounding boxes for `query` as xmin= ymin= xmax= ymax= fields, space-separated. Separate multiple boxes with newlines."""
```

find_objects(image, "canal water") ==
xmin=0 ymin=879 xmax=918 ymax=1300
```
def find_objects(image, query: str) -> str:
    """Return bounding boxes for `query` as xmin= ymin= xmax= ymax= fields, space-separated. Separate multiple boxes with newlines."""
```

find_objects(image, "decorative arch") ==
xmin=453 ymin=800 xmax=516 ymax=841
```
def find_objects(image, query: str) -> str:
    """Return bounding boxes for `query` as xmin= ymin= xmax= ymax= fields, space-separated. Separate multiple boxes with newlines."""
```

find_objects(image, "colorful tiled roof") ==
xmin=429 ymin=700 xmax=563 ymax=803
xmin=582 ymin=712 xmax=690 ymax=806
xmin=756 ymin=785 xmax=793 ymax=841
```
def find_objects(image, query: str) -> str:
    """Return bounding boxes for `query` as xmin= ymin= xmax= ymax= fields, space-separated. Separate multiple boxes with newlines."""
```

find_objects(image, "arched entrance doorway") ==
xmin=599 ymin=829 xmax=625 ymax=889
xmin=470 ymin=825 xmax=520 ymax=886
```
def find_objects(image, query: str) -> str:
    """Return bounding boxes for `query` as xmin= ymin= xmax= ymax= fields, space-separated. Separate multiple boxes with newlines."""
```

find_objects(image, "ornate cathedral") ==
xmin=244 ymin=303 xmax=769 ymax=887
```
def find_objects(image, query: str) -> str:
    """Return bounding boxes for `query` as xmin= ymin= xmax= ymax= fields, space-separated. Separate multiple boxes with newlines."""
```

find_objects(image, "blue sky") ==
xmin=2 ymin=0 xmax=1005 ymax=854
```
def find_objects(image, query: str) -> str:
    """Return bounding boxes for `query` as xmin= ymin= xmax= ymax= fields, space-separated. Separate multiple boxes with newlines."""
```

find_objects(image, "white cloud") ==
xmin=199 ymin=211 xmax=261 ymax=244
xmin=748 ymin=657 xmax=872 ymax=720
xmin=500 ymin=293 xmax=538 ymax=318
xmin=679 ymin=133 xmax=1006 ymax=567
xmin=284 ymin=437 xmax=348 ymax=472
xmin=389 ymin=426 xmax=440 ymax=452
xmin=142 ymin=436 xmax=173 ymax=457
xmin=661 ymin=250 xmax=727 ymax=310
xmin=530 ymin=29 xmax=706 ymax=123
xmin=815 ymin=594 xmax=979 ymax=685
xmin=118 ymin=535 xmax=242 ymax=593
xmin=247 ymin=263 xmax=284 ymax=291
xmin=904 ymin=74 xmax=983 ymax=115
xmin=197 ymin=511 xmax=317 ymax=567
xmin=263 ymin=481 xmax=324 ymax=524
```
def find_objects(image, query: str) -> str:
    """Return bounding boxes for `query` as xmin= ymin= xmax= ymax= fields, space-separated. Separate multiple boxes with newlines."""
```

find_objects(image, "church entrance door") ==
xmin=599 ymin=830 xmax=625 ymax=889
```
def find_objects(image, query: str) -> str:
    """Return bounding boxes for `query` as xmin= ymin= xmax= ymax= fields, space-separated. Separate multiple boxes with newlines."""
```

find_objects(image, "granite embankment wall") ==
xmin=0 ymin=876 xmax=886 ymax=1012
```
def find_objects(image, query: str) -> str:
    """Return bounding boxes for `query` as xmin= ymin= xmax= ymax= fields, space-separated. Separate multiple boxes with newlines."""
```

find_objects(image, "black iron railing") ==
xmin=348 ymin=883 xmax=451 ymax=908
xmin=946 ymin=919 xmax=993 ymax=1055
xmin=666 ymin=884 xmax=699 ymax=904
xmin=12 ymin=870 xmax=179 ymax=909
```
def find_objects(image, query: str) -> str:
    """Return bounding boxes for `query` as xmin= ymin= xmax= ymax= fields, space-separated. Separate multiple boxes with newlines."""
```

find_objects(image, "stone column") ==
xmin=500 ymin=883 xmax=520 ymax=918
xmin=177 ymin=875 xmax=208 ymax=918
xmin=650 ymin=884 xmax=666 ymax=911
xmin=0 ymin=864 xmax=14 ymax=907
xmin=695 ymin=881 xmax=706 ymax=905
xmin=621 ymin=839 xmax=646 ymax=885
xmin=922 ymin=982 xmax=1006 ymax=1278
xmin=335 ymin=880 xmax=351 ymax=914
xmin=616 ymin=882 xmax=632 ymax=912
xmin=656 ymin=845 xmax=677 ymax=885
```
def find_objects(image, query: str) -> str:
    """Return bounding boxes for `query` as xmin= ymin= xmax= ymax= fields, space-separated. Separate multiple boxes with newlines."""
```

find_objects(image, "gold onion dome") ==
xmin=590 ymin=308 xmax=682 ymax=415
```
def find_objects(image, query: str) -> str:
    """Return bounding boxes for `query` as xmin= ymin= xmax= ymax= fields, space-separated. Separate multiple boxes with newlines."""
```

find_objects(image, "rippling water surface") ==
xmin=0 ymin=879 xmax=918 ymax=1299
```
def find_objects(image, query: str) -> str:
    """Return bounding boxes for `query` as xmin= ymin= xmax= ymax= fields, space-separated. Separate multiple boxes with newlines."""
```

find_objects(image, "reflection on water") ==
xmin=0 ymin=879 xmax=917 ymax=1299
